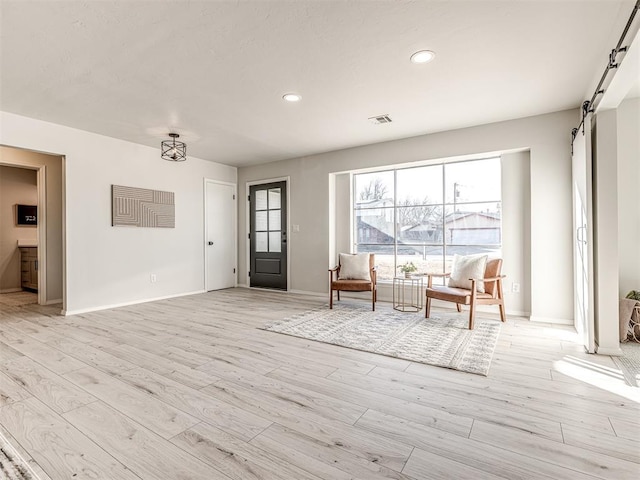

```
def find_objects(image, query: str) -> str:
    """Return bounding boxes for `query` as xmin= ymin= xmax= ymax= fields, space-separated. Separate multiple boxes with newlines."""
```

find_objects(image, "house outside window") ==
xmin=353 ymin=157 xmax=502 ymax=281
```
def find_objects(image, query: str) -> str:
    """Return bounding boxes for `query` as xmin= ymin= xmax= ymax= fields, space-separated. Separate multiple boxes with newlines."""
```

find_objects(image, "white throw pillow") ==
xmin=448 ymin=254 xmax=487 ymax=293
xmin=339 ymin=253 xmax=371 ymax=281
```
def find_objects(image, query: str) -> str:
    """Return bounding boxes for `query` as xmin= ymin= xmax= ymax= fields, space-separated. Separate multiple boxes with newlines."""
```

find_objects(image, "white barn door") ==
xmin=571 ymin=112 xmax=595 ymax=353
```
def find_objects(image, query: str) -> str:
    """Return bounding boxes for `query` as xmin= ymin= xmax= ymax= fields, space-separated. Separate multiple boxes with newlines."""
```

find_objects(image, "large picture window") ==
xmin=354 ymin=157 xmax=502 ymax=281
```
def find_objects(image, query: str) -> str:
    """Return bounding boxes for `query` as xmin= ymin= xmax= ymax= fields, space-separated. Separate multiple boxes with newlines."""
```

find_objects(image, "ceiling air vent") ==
xmin=368 ymin=114 xmax=393 ymax=124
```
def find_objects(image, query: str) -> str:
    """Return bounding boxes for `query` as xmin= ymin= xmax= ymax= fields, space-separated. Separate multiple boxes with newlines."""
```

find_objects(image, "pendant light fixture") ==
xmin=161 ymin=133 xmax=186 ymax=162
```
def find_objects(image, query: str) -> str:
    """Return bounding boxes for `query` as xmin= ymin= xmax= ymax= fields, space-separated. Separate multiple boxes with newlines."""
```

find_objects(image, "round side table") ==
xmin=393 ymin=275 xmax=424 ymax=312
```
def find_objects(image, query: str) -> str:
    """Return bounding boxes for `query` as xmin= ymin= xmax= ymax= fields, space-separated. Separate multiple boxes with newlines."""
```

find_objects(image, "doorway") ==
xmin=249 ymin=180 xmax=288 ymax=290
xmin=204 ymin=179 xmax=237 ymax=291
xmin=0 ymin=146 xmax=64 ymax=309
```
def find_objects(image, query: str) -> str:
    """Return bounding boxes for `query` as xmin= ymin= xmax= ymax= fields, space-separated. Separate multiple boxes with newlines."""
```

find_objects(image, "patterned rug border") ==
xmin=613 ymin=342 xmax=640 ymax=387
xmin=0 ymin=432 xmax=36 ymax=480
xmin=260 ymin=303 xmax=501 ymax=376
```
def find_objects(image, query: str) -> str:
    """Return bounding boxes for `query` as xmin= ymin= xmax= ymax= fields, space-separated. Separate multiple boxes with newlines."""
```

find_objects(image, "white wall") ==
xmin=0 ymin=165 xmax=37 ymax=291
xmin=592 ymin=109 xmax=621 ymax=353
xmin=500 ymin=151 xmax=532 ymax=315
xmin=617 ymin=97 xmax=640 ymax=297
xmin=238 ymin=109 xmax=576 ymax=323
xmin=0 ymin=111 xmax=237 ymax=313
xmin=333 ymin=173 xmax=353 ymax=264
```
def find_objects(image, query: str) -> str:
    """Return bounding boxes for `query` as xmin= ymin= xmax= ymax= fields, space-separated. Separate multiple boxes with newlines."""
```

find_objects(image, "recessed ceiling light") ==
xmin=282 ymin=93 xmax=302 ymax=102
xmin=410 ymin=50 xmax=436 ymax=64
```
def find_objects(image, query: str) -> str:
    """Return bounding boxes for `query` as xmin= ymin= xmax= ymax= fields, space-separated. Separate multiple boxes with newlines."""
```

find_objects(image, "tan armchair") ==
xmin=329 ymin=253 xmax=377 ymax=310
xmin=425 ymin=258 xmax=506 ymax=329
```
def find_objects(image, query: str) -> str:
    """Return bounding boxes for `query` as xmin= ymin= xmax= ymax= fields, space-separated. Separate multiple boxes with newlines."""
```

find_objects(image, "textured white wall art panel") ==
xmin=112 ymin=185 xmax=175 ymax=228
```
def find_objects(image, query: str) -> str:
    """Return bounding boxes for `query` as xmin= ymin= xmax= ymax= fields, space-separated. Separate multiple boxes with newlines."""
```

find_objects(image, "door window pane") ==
xmin=269 ymin=232 xmax=281 ymax=252
xmin=269 ymin=210 xmax=281 ymax=231
xmin=256 ymin=190 xmax=268 ymax=210
xmin=269 ymin=188 xmax=281 ymax=209
xmin=256 ymin=232 xmax=268 ymax=252
xmin=255 ymin=211 xmax=268 ymax=231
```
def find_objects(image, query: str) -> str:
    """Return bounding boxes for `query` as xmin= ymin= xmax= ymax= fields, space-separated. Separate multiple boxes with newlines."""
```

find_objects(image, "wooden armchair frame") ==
xmin=329 ymin=254 xmax=377 ymax=311
xmin=425 ymin=258 xmax=506 ymax=329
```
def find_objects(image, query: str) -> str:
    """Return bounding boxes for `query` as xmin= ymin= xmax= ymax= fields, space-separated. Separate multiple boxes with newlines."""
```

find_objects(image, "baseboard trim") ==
xmin=529 ymin=315 xmax=573 ymax=325
xmin=44 ymin=298 xmax=62 ymax=305
xmin=595 ymin=345 xmax=623 ymax=356
xmin=236 ymin=285 xmax=321 ymax=296
xmin=289 ymin=289 xmax=326 ymax=298
xmin=62 ymin=290 xmax=206 ymax=316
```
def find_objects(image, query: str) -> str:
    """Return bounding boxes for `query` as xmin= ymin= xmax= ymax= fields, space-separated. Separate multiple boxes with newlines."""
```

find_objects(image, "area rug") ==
xmin=0 ymin=433 xmax=35 ymax=480
xmin=613 ymin=342 xmax=640 ymax=387
xmin=261 ymin=303 xmax=501 ymax=376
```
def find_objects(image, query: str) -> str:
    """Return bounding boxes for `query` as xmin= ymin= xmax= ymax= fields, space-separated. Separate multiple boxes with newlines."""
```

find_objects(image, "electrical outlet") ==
xmin=512 ymin=282 xmax=520 ymax=293
xmin=150 ymin=274 xmax=157 ymax=283
xmin=293 ymin=224 xmax=300 ymax=232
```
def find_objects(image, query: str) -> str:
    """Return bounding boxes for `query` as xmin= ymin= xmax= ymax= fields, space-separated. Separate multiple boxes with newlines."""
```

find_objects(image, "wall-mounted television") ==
xmin=16 ymin=204 xmax=37 ymax=226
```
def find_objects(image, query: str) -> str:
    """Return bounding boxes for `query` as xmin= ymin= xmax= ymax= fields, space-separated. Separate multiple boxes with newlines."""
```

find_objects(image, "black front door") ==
xmin=250 ymin=181 xmax=287 ymax=290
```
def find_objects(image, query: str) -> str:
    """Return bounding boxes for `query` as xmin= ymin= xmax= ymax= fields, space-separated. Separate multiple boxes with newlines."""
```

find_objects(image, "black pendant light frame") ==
xmin=161 ymin=133 xmax=187 ymax=162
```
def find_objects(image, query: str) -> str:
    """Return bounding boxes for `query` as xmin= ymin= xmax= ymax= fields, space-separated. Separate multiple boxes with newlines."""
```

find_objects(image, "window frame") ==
xmin=352 ymin=157 xmax=502 ymax=281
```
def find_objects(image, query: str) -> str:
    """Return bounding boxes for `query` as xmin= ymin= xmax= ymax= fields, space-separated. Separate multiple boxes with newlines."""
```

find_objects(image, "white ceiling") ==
xmin=0 ymin=1 xmax=634 ymax=167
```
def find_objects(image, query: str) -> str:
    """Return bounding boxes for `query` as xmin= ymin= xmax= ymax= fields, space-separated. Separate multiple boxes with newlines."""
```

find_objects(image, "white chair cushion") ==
xmin=448 ymin=254 xmax=487 ymax=293
xmin=338 ymin=253 xmax=371 ymax=281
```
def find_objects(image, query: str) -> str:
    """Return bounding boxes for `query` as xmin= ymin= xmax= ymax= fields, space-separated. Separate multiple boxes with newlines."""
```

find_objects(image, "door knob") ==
xmin=208 ymin=241 xmax=214 ymax=245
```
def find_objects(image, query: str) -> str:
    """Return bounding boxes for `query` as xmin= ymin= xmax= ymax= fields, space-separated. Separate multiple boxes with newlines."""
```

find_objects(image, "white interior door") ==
xmin=571 ymin=115 xmax=595 ymax=353
xmin=205 ymin=180 xmax=236 ymax=291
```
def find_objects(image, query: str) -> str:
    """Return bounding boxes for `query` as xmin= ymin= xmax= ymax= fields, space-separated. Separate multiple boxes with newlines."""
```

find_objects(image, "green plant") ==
xmin=626 ymin=290 xmax=640 ymax=301
xmin=398 ymin=261 xmax=418 ymax=274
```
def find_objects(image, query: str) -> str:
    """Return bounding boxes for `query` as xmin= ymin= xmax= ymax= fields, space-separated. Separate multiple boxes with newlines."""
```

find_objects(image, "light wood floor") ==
xmin=0 ymin=288 xmax=638 ymax=480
